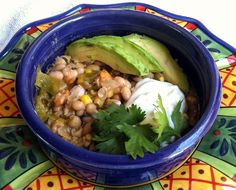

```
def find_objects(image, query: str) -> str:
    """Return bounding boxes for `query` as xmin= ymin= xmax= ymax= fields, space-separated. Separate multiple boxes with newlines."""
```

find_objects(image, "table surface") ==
xmin=0 ymin=0 xmax=236 ymax=52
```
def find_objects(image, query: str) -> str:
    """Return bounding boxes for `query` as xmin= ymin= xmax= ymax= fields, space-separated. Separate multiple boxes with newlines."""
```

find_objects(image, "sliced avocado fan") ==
xmin=124 ymin=34 xmax=189 ymax=93
xmin=66 ymin=36 xmax=163 ymax=76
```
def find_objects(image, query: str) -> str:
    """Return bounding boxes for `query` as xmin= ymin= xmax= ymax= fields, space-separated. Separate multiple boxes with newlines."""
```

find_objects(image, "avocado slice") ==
xmin=85 ymin=36 xmax=163 ymax=73
xmin=124 ymin=34 xmax=189 ymax=92
xmin=66 ymin=36 xmax=162 ymax=76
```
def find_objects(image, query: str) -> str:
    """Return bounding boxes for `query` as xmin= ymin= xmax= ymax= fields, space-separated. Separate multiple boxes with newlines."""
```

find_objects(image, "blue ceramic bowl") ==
xmin=15 ymin=9 xmax=221 ymax=187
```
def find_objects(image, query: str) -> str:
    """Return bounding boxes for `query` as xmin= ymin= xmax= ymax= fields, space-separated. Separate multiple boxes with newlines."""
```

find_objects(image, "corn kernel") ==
xmin=80 ymin=95 xmax=92 ymax=105
xmin=85 ymin=68 xmax=92 ymax=74
xmin=159 ymin=76 xmax=165 ymax=81
xmin=107 ymin=89 xmax=114 ymax=98
xmin=154 ymin=73 xmax=165 ymax=81
xmin=94 ymin=96 xmax=105 ymax=107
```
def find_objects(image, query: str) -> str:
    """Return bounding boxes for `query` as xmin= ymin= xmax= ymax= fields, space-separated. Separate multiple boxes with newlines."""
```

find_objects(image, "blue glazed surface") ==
xmin=15 ymin=9 xmax=221 ymax=187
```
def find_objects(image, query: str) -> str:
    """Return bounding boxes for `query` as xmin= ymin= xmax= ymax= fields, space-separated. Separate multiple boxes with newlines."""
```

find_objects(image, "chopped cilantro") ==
xmin=92 ymin=103 xmax=155 ymax=158
xmin=92 ymin=95 xmax=189 ymax=159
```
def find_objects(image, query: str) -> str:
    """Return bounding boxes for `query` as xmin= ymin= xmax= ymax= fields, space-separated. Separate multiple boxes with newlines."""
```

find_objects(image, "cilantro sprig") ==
xmin=92 ymin=96 xmax=188 ymax=159
xmin=92 ymin=104 xmax=155 ymax=158
xmin=148 ymin=95 xmax=169 ymax=140
xmin=117 ymin=124 xmax=157 ymax=159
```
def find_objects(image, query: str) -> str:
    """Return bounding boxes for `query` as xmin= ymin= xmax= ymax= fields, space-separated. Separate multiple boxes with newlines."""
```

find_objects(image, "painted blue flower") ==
xmin=209 ymin=117 xmax=236 ymax=156
xmin=0 ymin=126 xmax=37 ymax=170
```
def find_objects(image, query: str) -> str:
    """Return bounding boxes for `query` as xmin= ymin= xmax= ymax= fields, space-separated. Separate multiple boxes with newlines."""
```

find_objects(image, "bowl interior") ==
xmin=16 ymin=9 xmax=220 ymax=166
xmin=28 ymin=10 xmax=211 ymax=113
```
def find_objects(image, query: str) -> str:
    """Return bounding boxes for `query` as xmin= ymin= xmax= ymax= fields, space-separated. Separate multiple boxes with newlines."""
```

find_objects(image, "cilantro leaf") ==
xmin=92 ymin=99 xmax=188 ymax=159
xmin=127 ymin=104 xmax=146 ymax=124
xmin=146 ymin=95 xmax=188 ymax=147
xmin=149 ymin=95 xmax=170 ymax=139
xmin=95 ymin=135 xmax=126 ymax=155
xmin=103 ymin=104 xmax=145 ymax=125
xmin=92 ymin=103 xmax=146 ymax=138
xmin=117 ymin=124 xmax=157 ymax=159
xmin=171 ymin=100 xmax=188 ymax=136
xmin=154 ymin=125 xmax=176 ymax=146
xmin=92 ymin=104 xmax=119 ymax=137
xmin=92 ymin=103 xmax=157 ymax=159
xmin=92 ymin=109 xmax=107 ymax=121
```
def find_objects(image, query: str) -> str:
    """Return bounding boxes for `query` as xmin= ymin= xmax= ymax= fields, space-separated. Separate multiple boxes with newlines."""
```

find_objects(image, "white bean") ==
xmin=71 ymin=128 xmax=83 ymax=137
xmin=113 ymin=87 xmax=121 ymax=94
xmin=76 ymin=110 xmax=84 ymax=116
xmin=72 ymin=100 xmax=85 ymax=111
xmin=48 ymin=71 xmax=64 ymax=80
xmin=86 ymin=103 xmax=97 ymax=115
xmin=53 ymin=63 xmax=66 ymax=71
xmin=121 ymin=86 xmax=131 ymax=101
xmin=54 ymin=91 xmax=68 ymax=107
xmin=63 ymin=67 xmax=78 ymax=84
xmin=68 ymin=116 xmax=82 ymax=128
xmin=114 ymin=76 xmax=126 ymax=86
xmin=84 ymin=134 xmax=92 ymax=141
xmin=124 ymin=80 xmax=132 ymax=89
xmin=106 ymin=99 xmax=121 ymax=106
xmin=77 ymin=67 xmax=84 ymax=75
xmin=63 ymin=106 xmax=74 ymax=117
xmin=61 ymin=55 xmax=71 ymax=63
xmin=98 ymin=87 xmax=107 ymax=99
xmin=69 ymin=85 xmax=85 ymax=100
xmin=51 ymin=119 xmax=64 ymax=133
xmin=82 ymin=81 xmax=92 ymax=89
xmin=55 ymin=57 xmax=67 ymax=65
xmin=87 ymin=64 xmax=100 ymax=72
xmin=58 ymin=127 xmax=71 ymax=140
xmin=112 ymin=94 xmax=121 ymax=101
xmin=76 ymin=63 xmax=85 ymax=68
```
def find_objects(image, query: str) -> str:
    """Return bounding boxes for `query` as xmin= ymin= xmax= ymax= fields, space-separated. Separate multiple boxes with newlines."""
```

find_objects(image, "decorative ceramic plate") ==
xmin=0 ymin=3 xmax=236 ymax=190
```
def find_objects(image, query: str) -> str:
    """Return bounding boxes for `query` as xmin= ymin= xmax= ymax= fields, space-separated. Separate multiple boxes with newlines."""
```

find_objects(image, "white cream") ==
xmin=126 ymin=78 xmax=186 ymax=128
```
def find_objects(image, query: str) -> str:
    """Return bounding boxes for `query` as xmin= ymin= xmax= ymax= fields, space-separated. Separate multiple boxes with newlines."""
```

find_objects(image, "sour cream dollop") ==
xmin=126 ymin=78 xmax=186 ymax=128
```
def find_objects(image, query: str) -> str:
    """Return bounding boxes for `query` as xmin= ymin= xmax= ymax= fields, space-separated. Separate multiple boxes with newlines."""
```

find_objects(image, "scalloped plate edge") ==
xmin=1 ymin=2 xmax=236 ymax=58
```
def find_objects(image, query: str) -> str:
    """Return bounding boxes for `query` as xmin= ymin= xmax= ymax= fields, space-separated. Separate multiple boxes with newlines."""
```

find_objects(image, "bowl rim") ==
xmin=15 ymin=9 xmax=221 ymax=170
xmin=1 ymin=2 xmax=236 ymax=58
